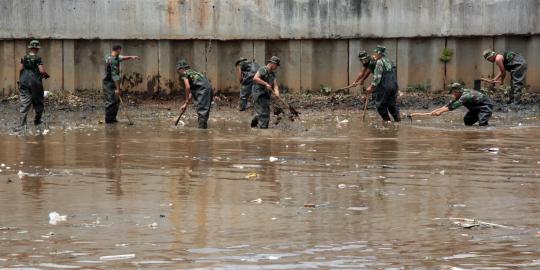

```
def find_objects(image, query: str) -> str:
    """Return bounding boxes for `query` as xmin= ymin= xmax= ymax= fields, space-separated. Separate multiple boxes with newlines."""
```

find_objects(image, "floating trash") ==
xmin=245 ymin=172 xmax=258 ymax=180
xmin=347 ymin=207 xmax=369 ymax=211
xmin=49 ymin=211 xmax=67 ymax=225
xmin=251 ymin=198 xmax=263 ymax=204
xmin=99 ymin=254 xmax=136 ymax=261
xmin=269 ymin=156 xmax=279 ymax=162
xmin=337 ymin=184 xmax=347 ymax=189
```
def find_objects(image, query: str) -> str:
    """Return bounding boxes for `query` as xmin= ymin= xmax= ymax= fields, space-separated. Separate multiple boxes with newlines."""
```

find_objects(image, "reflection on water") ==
xmin=0 ymin=111 xmax=539 ymax=269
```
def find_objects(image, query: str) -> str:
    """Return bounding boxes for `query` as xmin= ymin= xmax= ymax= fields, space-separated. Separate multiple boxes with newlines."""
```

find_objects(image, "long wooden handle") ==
xmin=119 ymin=96 xmax=133 ymax=124
xmin=174 ymin=105 xmax=188 ymax=126
xmin=362 ymin=95 xmax=369 ymax=122
xmin=408 ymin=112 xmax=432 ymax=117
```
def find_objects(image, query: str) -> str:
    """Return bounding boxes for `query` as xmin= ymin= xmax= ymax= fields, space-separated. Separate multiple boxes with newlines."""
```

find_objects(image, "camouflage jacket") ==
xmin=371 ymin=57 xmax=393 ymax=87
xmin=20 ymin=53 xmax=43 ymax=74
xmin=447 ymin=89 xmax=492 ymax=111
xmin=105 ymin=55 xmax=123 ymax=81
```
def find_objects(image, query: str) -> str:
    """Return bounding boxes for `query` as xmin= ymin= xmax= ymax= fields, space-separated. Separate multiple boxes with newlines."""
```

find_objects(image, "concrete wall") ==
xmin=1 ymin=0 xmax=539 ymax=96
xmin=1 ymin=0 xmax=539 ymax=39
xmin=1 ymin=37 xmax=539 ymax=96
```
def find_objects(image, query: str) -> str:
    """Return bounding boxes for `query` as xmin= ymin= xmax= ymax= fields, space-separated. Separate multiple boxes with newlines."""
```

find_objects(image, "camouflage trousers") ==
xmin=239 ymin=82 xmax=253 ymax=110
xmin=464 ymin=104 xmax=493 ymax=126
xmin=251 ymin=87 xmax=270 ymax=129
xmin=103 ymin=78 xmax=120 ymax=123
xmin=507 ymin=55 xmax=527 ymax=104
xmin=18 ymin=72 xmax=44 ymax=127
xmin=190 ymin=78 xmax=213 ymax=129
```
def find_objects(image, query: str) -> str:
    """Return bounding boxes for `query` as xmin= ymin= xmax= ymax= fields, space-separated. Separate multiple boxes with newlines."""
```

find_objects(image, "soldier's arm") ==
xmin=18 ymin=63 xmax=23 ymax=75
xmin=120 ymin=55 xmax=140 ymax=61
xmin=371 ymin=60 xmax=383 ymax=87
xmin=431 ymin=106 xmax=450 ymax=116
xmin=183 ymin=78 xmax=192 ymax=103
xmin=253 ymin=71 xmax=272 ymax=90
xmin=272 ymin=79 xmax=280 ymax=97
xmin=492 ymin=55 xmax=506 ymax=83
xmin=236 ymin=66 xmax=243 ymax=83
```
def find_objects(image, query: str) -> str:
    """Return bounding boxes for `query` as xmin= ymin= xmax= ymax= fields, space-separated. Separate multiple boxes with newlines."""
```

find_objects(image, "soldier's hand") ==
xmin=115 ymin=89 xmax=122 ymax=96
xmin=133 ymin=56 xmax=140 ymax=60
xmin=180 ymin=102 xmax=188 ymax=111
xmin=41 ymin=72 xmax=50 ymax=79
xmin=366 ymin=85 xmax=374 ymax=94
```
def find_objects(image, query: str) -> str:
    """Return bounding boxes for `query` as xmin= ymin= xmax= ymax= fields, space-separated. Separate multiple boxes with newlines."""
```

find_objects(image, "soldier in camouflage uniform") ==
xmin=483 ymin=49 xmax=527 ymax=105
xmin=235 ymin=57 xmax=260 ymax=111
xmin=15 ymin=40 xmax=50 ymax=131
xmin=431 ymin=82 xmax=494 ymax=126
xmin=366 ymin=46 xmax=400 ymax=123
xmin=251 ymin=56 xmax=281 ymax=129
xmin=176 ymin=60 xmax=213 ymax=129
xmin=348 ymin=50 xmax=377 ymax=88
xmin=102 ymin=45 xmax=139 ymax=124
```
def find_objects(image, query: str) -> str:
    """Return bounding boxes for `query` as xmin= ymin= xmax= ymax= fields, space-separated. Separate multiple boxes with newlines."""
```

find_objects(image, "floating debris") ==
xmin=337 ymin=184 xmax=347 ymax=189
xmin=269 ymin=156 xmax=279 ymax=162
xmin=245 ymin=172 xmax=258 ymax=180
xmin=49 ymin=211 xmax=67 ymax=225
xmin=251 ymin=198 xmax=263 ymax=204
xmin=99 ymin=254 xmax=136 ymax=261
xmin=347 ymin=207 xmax=369 ymax=211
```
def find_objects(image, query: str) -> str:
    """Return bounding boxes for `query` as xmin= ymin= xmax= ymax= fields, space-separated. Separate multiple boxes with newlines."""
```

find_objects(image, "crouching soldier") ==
xmin=431 ymin=83 xmax=494 ymax=126
xmin=15 ymin=40 xmax=49 ymax=132
xmin=483 ymin=49 xmax=527 ymax=105
xmin=366 ymin=46 xmax=400 ymax=123
xmin=251 ymin=56 xmax=281 ymax=129
xmin=235 ymin=57 xmax=260 ymax=111
xmin=176 ymin=60 xmax=213 ymax=129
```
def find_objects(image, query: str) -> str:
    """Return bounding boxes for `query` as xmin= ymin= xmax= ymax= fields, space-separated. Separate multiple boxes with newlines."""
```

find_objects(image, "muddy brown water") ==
xmin=0 ymin=108 xmax=539 ymax=269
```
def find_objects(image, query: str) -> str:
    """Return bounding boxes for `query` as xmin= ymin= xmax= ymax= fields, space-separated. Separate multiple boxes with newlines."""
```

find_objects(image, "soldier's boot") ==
xmin=251 ymin=116 xmax=259 ymax=128
xmin=34 ymin=113 xmax=43 ymax=126
xmin=198 ymin=118 xmax=208 ymax=129
xmin=239 ymin=98 xmax=248 ymax=111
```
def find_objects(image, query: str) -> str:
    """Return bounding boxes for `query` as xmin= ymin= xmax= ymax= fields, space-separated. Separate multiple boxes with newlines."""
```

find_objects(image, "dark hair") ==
xmin=112 ymin=45 xmax=122 ymax=51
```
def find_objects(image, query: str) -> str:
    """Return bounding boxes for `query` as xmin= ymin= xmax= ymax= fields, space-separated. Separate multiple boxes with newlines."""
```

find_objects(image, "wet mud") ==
xmin=0 ymin=95 xmax=539 ymax=269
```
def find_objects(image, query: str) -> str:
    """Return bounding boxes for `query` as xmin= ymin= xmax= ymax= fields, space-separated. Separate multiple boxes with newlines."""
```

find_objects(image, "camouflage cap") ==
xmin=235 ymin=57 xmax=248 ymax=66
xmin=267 ymin=56 xmax=280 ymax=66
xmin=482 ymin=49 xmax=496 ymax=60
xmin=176 ymin=59 xmax=190 ymax=70
xmin=373 ymin=45 xmax=386 ymax=54
xmin=358 ymin=50 xmax=369 ymax=61
xmin=28 ymin=40 xmax=40 ymax=49
xmin=448 ymin=82 xmax=464 ymax=93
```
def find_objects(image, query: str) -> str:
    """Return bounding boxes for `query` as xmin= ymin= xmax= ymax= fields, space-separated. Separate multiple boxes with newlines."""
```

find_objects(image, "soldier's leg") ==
xmin=375 ymin=90 xmax=391 ymax=121
xmin=463 ymin=110 xmax=479 ymax=126
xmin=239 ymin=83 xmax=250 ymax=111
xmin=32 ymin=83 xmax=45 ymax=125
xmin=387 ymin=88 xmax=401 ymax=122
xmin=258 ymin=93 xmax=271 ymax=129
xmin=477 ymin=105 xmax=493 ymax=126
xmin=103 ymin=80 xmax=119 ymax=123
xmin=194 ymin=84 xmax=212 ymax=129
xmin=251 ymin=89 xmax=262 ymax=127
xmin=18 ymin=84 xmax=33 ymax=128
xmin=511 ymin=62 xmax=527 ymax=105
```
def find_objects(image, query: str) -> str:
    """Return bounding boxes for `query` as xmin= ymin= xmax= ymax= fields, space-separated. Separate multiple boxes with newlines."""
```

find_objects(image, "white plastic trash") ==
xmin=49 ymin=211 xmax=67 ymax=225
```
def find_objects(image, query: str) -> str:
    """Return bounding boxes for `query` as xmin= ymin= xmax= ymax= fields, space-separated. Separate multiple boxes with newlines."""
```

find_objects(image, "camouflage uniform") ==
xmin=181 ymin=69 xmax=213 ymax=129
xmin=447 ymin=89 xmax=493 ymax=126
xmin=18 ymin=50 xmax=45 ymax=128
xmin=103 ymin=55 xmax=123 ymax=123
xmin=251 ymin=66 xmax=276 ymax=129
xmin=371 ymin=56 xmax=400 ymax=122
xmin=502 ymin=51 xmax=527 ymax=104
xmin=238 ymin=60 xmax=260 ymax=110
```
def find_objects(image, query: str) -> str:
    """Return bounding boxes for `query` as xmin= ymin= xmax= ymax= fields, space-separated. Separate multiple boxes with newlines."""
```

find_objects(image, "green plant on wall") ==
xmin=440 ymin=47 xmax=454 ymax=93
